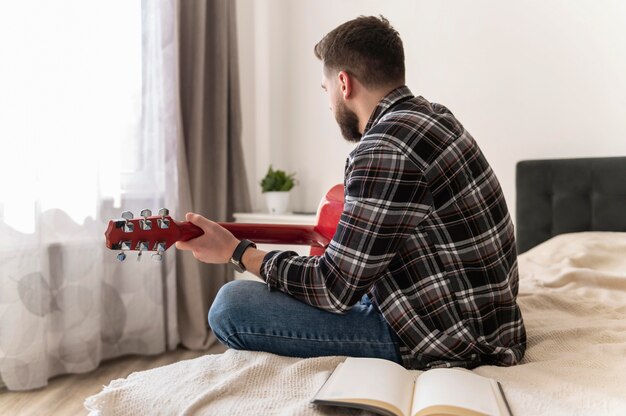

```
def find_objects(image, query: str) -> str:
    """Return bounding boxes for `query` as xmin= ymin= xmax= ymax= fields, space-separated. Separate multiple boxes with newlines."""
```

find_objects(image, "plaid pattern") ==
xmin=261 ymin=86 xmax=526 ymax=369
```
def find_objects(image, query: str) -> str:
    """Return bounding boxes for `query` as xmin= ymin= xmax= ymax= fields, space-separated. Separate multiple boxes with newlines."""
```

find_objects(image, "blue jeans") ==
xmin=208 ymin=280 xmax=402 ymax=364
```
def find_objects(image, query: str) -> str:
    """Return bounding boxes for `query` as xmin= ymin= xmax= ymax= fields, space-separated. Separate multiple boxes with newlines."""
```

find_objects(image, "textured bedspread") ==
xmin=85 ymin=232 xmax=626 ymax=415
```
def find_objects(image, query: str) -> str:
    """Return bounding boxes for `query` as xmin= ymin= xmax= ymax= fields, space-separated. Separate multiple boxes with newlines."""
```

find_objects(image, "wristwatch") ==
xmin=229 ymin=239 xmax=257 ymax=273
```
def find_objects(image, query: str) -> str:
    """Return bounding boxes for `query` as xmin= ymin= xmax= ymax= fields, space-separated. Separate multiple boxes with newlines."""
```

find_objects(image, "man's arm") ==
xmin=260 ymin=143 xmax=431 ymax=313
xmin=241 ymin=247 xmax=268 ymax=279
xmin=175 ymin=212 xmax=271 ymax=279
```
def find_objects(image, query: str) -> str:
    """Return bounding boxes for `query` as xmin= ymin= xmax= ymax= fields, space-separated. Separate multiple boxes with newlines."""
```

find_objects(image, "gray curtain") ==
xmin=175 ymin=0 xmax=251 ymax=349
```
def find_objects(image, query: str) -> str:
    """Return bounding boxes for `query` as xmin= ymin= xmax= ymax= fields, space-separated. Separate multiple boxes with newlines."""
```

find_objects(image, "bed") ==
xmin=85 ymin=157 xmax=626 ymax=416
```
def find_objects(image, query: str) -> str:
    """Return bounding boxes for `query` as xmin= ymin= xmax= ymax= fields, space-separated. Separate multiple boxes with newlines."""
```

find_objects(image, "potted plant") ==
xmin=260 ymin=165 xmax=296 ymax=215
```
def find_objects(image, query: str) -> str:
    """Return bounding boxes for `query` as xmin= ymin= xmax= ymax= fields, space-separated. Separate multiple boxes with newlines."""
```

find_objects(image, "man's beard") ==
xmin=334 ymin=100 xmax=362 ymax=143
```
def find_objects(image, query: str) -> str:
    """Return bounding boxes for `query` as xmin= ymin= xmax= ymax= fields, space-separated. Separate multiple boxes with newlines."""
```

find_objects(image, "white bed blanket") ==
xmin=85 ymin=232 xmax=626 ymax=415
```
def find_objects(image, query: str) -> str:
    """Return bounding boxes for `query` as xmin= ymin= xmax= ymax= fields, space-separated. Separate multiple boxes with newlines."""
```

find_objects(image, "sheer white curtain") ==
xmin=0 ymin=0 xmax=180 ymax=390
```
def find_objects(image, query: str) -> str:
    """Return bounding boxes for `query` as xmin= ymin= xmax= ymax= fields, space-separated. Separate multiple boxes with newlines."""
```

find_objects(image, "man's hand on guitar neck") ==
xmin=175 ymin=212 xmax=268 ymax=279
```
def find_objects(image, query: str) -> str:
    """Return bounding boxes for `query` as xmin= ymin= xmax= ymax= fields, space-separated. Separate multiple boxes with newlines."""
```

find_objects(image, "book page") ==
xmin=314 ymin=357 xmax=416 ymax=416
xmin=411 ymin=369 xmax=502 ymax=416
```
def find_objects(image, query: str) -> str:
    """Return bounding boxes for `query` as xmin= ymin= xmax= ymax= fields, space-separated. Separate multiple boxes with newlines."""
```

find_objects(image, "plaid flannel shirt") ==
xmin=261 ymin=86 xmax=526 ymax=369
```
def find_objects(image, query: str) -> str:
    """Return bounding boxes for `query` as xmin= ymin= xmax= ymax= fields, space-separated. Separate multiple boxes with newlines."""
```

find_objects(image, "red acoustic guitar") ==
xmin=105 ymin=184 xmax=344 ymax=262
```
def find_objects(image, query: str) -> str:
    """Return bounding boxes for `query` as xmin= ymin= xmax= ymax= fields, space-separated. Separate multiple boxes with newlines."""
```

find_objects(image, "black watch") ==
xmin=229 ymin=239 xmax=257 ymax=273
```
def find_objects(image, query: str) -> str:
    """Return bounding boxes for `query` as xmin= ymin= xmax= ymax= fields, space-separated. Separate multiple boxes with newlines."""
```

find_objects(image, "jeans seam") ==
xmin=225 ymin=331 xmax=398 ymax=345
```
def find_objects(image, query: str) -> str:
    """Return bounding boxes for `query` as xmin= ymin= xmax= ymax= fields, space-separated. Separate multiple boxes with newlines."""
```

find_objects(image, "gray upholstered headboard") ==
xmin=516 ymin=157 xmax=626 ymax=254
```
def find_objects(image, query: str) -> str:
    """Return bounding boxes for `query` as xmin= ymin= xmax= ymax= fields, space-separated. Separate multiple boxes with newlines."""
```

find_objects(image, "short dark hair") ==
xmin=314 ymin=15 xmax=405 ymax=89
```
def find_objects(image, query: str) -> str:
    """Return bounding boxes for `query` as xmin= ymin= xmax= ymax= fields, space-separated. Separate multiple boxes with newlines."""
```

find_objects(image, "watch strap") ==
xmin=230 ymin=239 xmax=257 ymax=272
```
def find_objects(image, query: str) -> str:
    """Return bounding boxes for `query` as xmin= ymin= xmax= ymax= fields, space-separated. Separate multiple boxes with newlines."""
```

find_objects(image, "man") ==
xmin=177 ymin=15 xmax=526 ymax=369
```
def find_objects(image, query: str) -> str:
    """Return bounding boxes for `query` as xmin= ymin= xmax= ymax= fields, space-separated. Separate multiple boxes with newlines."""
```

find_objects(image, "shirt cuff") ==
xmin=260 ymin=250 xmax=298 ymax=290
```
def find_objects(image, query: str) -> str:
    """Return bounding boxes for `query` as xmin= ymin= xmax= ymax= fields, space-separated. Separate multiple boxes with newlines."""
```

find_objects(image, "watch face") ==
xmin=230 ymin=239 xmax=255 ymax=273
xmin=229 ymin=258 xmax=245 ymax=273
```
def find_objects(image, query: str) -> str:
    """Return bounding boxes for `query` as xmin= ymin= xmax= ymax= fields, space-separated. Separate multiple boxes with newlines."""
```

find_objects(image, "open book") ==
xmin=312 ymin=357 xmax=513 ymax=416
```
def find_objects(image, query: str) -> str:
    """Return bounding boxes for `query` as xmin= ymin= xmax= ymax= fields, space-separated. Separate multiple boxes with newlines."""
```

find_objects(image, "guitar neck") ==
xmin=105 ymin=184 xmax=342 ymax=260
xmin=177 ymin=221 xmax=330 ymax=248
xmin=220 ymin=223 xmax=329 ymax=248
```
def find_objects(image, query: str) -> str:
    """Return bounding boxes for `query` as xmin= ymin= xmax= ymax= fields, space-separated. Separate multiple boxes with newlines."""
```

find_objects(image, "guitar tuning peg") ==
xmin=157 ymin=208 xmax=170 ymax=229
xmin=117 ymin=252 xmax=127 ymax=262
xmin=135 ymin=241 xmax=149 ymax=261
xmin=121 ymin=211 xmax=134 ymax=233
xmin=152 ymin=241 xmax=165 ymax=261
xmin=140 ymin=209 xmax=153 ymax=230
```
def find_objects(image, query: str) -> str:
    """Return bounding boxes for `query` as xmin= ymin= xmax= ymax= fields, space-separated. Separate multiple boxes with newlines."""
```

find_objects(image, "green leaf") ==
xmin=260 ymin=165 xmax=296 ymax=192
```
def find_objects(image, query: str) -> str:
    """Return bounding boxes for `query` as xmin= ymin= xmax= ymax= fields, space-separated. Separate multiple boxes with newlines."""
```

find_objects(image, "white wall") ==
xmin=237 ymin=0 xmax=626 ymax=222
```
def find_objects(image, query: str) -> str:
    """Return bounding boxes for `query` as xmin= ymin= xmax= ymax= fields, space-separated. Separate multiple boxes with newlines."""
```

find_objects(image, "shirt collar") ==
xmin=364 ymin=85 xmax=414 ymax=134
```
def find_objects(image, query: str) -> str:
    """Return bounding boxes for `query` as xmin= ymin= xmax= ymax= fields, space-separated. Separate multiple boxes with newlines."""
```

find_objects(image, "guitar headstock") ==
xmin=105 ymin=208 xmax=181 ymax=262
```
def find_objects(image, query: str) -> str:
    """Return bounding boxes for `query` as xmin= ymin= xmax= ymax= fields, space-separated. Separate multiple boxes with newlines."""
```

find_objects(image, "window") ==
xmin=0 ymin=1 xmax=161 ymax=234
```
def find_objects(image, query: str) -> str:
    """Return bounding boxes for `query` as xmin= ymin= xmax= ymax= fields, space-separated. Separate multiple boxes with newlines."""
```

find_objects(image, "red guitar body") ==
xmin=105 ymin=184 xmax=344 ymax=258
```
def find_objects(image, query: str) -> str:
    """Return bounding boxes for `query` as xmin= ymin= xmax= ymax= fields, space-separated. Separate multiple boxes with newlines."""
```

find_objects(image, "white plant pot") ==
xmin=264 ymin=191 xmax=290 ymax=215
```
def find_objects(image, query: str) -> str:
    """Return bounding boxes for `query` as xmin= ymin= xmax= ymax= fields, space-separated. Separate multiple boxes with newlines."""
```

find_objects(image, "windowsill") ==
xmin=232 ymin=212 xmax=316 ymax=225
